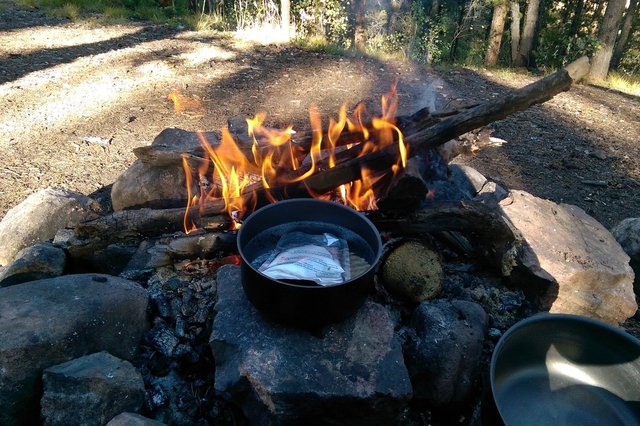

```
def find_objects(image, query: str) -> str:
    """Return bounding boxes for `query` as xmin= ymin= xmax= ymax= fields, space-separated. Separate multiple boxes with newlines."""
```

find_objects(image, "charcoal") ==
xmin=175 ymin=315 xmax=187 ymax=337
xmin=180 ymin=289 xmax=198 ymax=317
xmin=151 ymin=292 xmax=173 ymax=319
xmin=146 ymin=384 xmax=168 ymax=410
xmin=147 ymin=323 xmax=180 ymax=358
xmin=191 ymin=302 xmax=213 ymax=324
xmin=169 ymin=297 xmax=182 ymax=319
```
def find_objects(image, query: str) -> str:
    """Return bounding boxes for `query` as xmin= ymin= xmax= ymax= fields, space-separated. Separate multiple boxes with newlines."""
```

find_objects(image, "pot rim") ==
xmin=237 ymin=198 xmax=382 ymax=289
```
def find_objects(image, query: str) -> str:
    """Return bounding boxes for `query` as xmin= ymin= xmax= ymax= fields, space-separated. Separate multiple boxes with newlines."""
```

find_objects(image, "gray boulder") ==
xmin=499 ymin=190 xmax=637 ymax=324
xmin=0 ymin=187 xmax=101 ymax=265
xmin=41 ymin=351 xmax=145 ymax=426
xmin=107 ymin=413 xmax=167 ymax=426
xmin=0 ymin=243 xmax=66 ymax=287
xmin=401 ymin=299 xmax=488 ymax=407
xmin=111 ymin=160 xmax=188 ymax=211
xmin=0 ymin=274 xmax=149 ymax=425
xmin=611 ymin=217 xmax=640 ymax=293
xmin=111 ymin=128 xmax=219 ymax=211
xmin=210 ymin=265 xmax=412 ymax=426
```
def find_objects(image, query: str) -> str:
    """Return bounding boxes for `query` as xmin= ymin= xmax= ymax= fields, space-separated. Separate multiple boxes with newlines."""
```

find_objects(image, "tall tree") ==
xmin=510 ymin=1 xmax=521 ymax=65
xmin=611 ymin=0 xmax=639 ymax=69
xmin=281 ymin=0 xmax=290 ymax=40
xmin=589 ymin=0 xmax=627 ymax=79
xmin=430 ymin=0 xmax=440 ymax=17
xmin=353 ymin=0 xmax=367 ymax=50
xmin=515 ymin=0 xmax=542 ymax=66
xmin=589 ymin=0 xmax=606 ymax=35
xmin=485 ymin=0 xmax=509 ymax=66
xmin=387 ymin=0 xmax=408 ymax=33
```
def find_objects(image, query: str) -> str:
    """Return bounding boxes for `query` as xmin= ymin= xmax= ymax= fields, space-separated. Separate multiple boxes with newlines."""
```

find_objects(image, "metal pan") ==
xmin=237 ymin=198 xmax=382 ymax=328
xmin=491 ymin=313 xmax=640 ymax=426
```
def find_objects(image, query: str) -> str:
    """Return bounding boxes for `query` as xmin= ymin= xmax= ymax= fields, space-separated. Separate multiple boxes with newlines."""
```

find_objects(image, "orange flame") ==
xmin=176 ymin=85 xmax=408 ymax=233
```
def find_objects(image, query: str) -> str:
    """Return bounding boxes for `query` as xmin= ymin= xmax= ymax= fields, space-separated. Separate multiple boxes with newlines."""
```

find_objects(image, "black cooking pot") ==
xmin=237 ymin=198 xmax=382 ymax=328
xmin=491 ymin=313 xmax=640 ymax=426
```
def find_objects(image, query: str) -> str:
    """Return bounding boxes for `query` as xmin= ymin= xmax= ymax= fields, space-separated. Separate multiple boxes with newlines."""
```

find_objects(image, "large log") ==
xmin=74 ymin=207 xmax=230 ymax=239
xmin=193 ymin=56 xmax=591 ymax=216
xmin=72 ymin=57 xmax=590 ymax=241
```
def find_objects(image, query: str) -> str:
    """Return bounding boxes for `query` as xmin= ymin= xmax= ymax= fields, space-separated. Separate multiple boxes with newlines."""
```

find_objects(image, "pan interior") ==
xmin=495 ymin=361 xmax=640 ymax=425
xmin=492 ymin=315 xmax=640 ymax=426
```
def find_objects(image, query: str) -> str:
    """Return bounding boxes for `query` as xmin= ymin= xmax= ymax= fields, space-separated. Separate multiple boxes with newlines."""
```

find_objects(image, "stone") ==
xmin=111 ymin=128 xmax=219 ymax=211
xmin=401 ymin=299 xmax=488 ymax=407
xmin=611 ymin=217 xmax=640 ymax=293
xmin=381 ymin=240 xmax=444 ymax=303
xmin=499 ymin=190 xmax=637 ymax=324
xmin=82 ymin=242 xmax=141 ymax=275
xmin=0 ymin=187 xmax=102 ymax=266
xmin=0 ymin=243 xmax=66 ymax=287
xmin=41 ymin=351 xmax=145 ymax=426
xmin=107 ymin=413 xmax=167 ymax=426
xmin=111 ymin=160 xmax=188 ymax=211
xmin=210 ymin=265 xmax=412 ymax=426
xmin=120 ymin=241 xmax=173 ymax=281
xmin=448 ymin=164 xmax=487 ymax=198
xmin=0 ymin=274 xmax=149 ymax=425
xmin=474 ymin=180 xmax=509 ymax=204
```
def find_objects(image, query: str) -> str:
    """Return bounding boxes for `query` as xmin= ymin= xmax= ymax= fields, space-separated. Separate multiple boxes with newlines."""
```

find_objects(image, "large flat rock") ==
xmin=41 ymin=351 xmax=145 ymax=426
xmin=210 ymin=265 xmax=412 ymax=426
xmin=500 ymin=190 xmax=637 ymax=324
xmin=0 ymin=274 xmax=149 ymax=425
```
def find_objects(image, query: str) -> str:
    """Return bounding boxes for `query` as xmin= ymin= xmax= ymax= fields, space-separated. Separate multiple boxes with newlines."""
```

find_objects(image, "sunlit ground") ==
xmin=0 ymin=27 xmax=242 ymax=145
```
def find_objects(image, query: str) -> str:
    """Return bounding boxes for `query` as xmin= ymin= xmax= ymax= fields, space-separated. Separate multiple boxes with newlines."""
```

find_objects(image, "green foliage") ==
xmin=17 ymin=0 xmax=194 ymax=24
xmin=618 ymin=27 xmax=640 ymax=75
xmin=292 ymin=35 xmax=350 ymax=55
xmin=534 ymin=3 xmax=600 ymax=70
xmin=183 ymin=10 xmax=226 ymax=30
xmin=293 ymin=0 xmax=350 ymax=47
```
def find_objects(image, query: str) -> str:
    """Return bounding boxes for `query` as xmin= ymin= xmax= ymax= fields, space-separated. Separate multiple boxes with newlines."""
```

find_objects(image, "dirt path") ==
xmin=1 ymin=0 xmax=639 ymax=230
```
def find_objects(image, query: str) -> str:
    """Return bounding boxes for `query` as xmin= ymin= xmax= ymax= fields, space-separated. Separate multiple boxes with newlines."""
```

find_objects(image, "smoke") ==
xmin=411 ymin=77 xmax=447 ymax=114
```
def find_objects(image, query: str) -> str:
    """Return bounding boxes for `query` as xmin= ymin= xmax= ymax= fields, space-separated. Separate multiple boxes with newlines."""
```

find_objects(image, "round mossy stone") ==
xmin=381 ymin=240 xmax=444 ymax=303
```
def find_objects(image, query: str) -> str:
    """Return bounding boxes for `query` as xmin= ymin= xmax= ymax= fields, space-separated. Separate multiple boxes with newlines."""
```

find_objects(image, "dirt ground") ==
xmin=1 ymin=0 xmax=639 ymax=230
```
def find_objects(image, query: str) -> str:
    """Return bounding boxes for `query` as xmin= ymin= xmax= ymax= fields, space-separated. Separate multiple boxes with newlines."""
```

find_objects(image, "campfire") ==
xmin=178 ymin=84 xmax=408 ymax=233
xmin=1 ymin=56 xmax=638 ymax=426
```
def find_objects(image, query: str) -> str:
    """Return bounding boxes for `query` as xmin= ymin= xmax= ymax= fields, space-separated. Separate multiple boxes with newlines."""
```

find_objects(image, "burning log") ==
xmin=188 ymin=56 xmax=590 ymax=218
xmin=73 ymin=56 xmax=588 ymax=244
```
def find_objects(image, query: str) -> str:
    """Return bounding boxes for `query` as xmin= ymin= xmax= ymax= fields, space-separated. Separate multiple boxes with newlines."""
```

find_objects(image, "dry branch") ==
xmin=74 ymin=57 xmax=589 ymax=241
xmin=368 ymin=200 xmax=517 ymax=264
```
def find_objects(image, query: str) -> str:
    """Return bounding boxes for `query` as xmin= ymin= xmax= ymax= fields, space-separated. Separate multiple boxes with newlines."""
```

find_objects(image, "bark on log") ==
xmin=72 ymin=57 xmax=589 ymax=241
xmin=166 ymin=56 xmax=591 ymax=219
xmin=368 ymin=200 xmax=517 ymax=266
xmin=74 ymin=207 xmax=230 ymax=239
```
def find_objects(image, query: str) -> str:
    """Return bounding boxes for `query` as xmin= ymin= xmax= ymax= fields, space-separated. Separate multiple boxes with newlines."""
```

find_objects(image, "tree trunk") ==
xmin=353 ymin=0 xmax=366 ymax=50
xmin=449 ymin=1 xmax=467 ymax=61
xmin=589 ymin=0 xmax=627 ymax=80
xmin=516 ymin=0 xmax=542 ymax=67
xmin=430 ymin=0 xmax=440 ymax=17
xmin=568 ymin=0 xmax=585 ymax=37
xmin=281 ymin=0 xmax=290 ymax=40
xmin=486 ymin=1 xmax=509 ymax=66
xmin=386 ymin=0 xmax=406 ymax=34
xmin=510 ymin=1 xmax=521 ymax=65
xmin=611 ymin=0 xmax=639 ymax=69
xmin=589 ymin=0 xmax=606 ymax=36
